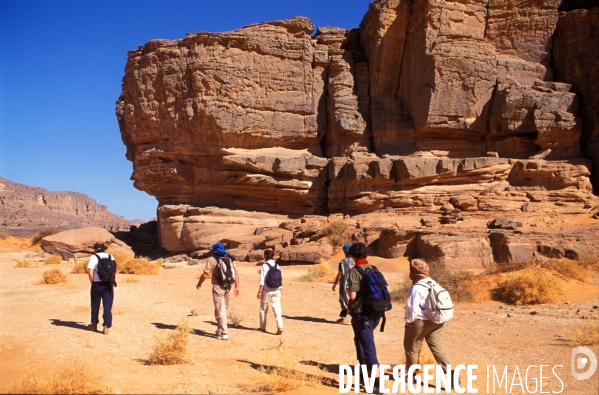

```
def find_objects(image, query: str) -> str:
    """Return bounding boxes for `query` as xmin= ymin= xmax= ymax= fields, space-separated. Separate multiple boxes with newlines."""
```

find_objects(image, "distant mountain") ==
xmin=0 ymin=177 xmax=141 ymax=236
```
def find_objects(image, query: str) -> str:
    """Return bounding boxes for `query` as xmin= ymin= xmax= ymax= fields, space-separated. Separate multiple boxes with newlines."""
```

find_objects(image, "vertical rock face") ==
xmin=117 ymin=1 xmax=599 ymax=265
xmin=552 ymin=6 xmax=599 ymax=190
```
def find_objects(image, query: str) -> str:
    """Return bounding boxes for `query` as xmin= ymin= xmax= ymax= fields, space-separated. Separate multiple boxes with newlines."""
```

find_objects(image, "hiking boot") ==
xmin=103 ymin=326 xmax=109 ymax=335
xmin=336 ymin=318 xmax=347 ymax=324
xmin=275 ymin=328 xmax=283 ymax=335
xmin=215 ymin=329 xmax=222 ymax=336
xmin=217 ymin=333 xmax=229 ymax=340
xmin=256 ymin=328 xmax=266 ymax=333
xmin=87 ymin=324 xmax=97 ymax=332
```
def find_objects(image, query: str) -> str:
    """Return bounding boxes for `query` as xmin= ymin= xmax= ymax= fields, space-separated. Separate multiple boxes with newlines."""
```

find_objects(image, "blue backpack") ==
xmin=265 ymin=262 xmax=282 ymax=289
xmin=355 ymin=265 xmax=392 ymax=331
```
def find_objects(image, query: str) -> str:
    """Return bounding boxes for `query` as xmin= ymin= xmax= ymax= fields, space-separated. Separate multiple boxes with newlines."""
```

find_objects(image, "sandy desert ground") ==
xmin=0 ymin=239 xmax=598 ymax=394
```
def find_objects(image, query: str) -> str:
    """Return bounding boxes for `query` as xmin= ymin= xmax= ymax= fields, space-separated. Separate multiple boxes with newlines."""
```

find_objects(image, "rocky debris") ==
xmin=40 ymin=227 xmax=134 ymax=259
xmin=487 ymin=218 xmax=523 ymax=230
xmin=0 ymin=177 xmax=139 ymax=236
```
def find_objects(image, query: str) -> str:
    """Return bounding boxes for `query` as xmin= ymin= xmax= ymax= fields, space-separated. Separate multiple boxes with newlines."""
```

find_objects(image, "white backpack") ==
xmin=416 ymin=280 xmax=454 ymax=324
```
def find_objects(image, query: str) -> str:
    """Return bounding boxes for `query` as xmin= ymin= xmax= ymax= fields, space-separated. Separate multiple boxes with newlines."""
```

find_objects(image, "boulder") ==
xmin=278 ymin=240 xmax=333 ymax=264
xmin=40 ymin=227 xmax=134 ymax=259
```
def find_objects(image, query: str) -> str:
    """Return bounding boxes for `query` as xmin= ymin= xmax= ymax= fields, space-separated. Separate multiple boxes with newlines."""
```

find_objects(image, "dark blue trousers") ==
xmin=351 ymin=312 xmax=381 ymax=370
xmin=90 ymin=281 xmax=114 ymax=328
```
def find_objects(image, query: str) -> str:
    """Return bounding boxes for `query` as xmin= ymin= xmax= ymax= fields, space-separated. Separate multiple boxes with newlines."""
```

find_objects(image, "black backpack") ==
xmin=355 ymin=265 xmax=393 ymax=332
xmin=95 ymin=254 xmax=116 ymax=282
xmin=216 ymin=257 xmax=236 ymax=289
xmin=264 ymin=262 xmax=282 ymax=288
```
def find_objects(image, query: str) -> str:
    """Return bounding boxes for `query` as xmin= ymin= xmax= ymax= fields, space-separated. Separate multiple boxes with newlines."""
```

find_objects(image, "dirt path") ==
xmin=0 ymin=249 xmax=597 ymax=394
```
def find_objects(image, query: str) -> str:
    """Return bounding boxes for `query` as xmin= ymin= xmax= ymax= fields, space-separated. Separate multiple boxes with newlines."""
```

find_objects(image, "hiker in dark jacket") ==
xmin=197 ymin=242 xmax=239 ymax=340
xmin=347 ymin=242 xmax=382 ymax=372
xmin=87 ymin=242 xmax=117 ymax=335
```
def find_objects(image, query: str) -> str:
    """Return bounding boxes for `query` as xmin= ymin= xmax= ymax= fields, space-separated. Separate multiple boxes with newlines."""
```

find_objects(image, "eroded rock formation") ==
xmin=117 ymin=1 xmax=599 ymax=267
xmin=0 ymin=177 xmax=139 ymax=236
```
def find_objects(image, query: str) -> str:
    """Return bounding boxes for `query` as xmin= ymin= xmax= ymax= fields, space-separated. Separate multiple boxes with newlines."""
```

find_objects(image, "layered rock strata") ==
xmin=0 ymin=177 xmax=139 ymax=236
xmin=117 ymin=2 xmax=599 ymax=267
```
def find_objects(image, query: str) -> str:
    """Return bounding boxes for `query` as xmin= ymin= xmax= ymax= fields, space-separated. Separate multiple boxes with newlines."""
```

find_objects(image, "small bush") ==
xmin=148 ymin=318 xmax=192 ymax=365
xmin=390 ymin=280 xmax=412 ymax=302
xmin=299 ymin=258 xmax=336 ymax=282
xmin=258 ymin=356 xmax=322 ymax=393
xmin=499 ymin=268 xmax=559 ymax=305
xmin=428 ymin=260 xmax=475 ymax=303
xmin=326 ymin=221 xmax=352 ymax=250
xmin=15 ymin=260 xmax=39 ymax=268
xmin=118 ymin=257 xmax=160 ymax=275
xmin=228 ymin=312 xmax=242 ymax=326
xmin=40 ymin=268 xmax=68 ymax=284
xmin=8 ymin=360 xmax=111 ymax=394
xmin=543 ymin=258 xmax=588 ymax=282
xmin=567 ymin=320 xmax=599 ymax=346
xmin=576 ymin=253 xmax=599 ymax=271
xmin=121 ymin=276 xmax=139 ymax=283
xmin=70 ymin=260 xmax=89 ymax=274
xmin=44 ymin=254 xmax=62 ymax=265
xmin=485 ymin=261 xmax=534 ymax=274
xmin=31 ymin=227 xmax=60 ymax=245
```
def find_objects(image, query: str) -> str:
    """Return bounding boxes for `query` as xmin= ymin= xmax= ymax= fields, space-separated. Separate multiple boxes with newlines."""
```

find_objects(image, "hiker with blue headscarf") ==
xmin=332 ymin=243 xmax=355 ymax=324
xmin=196 ymin=241 xmax=240 ymax=340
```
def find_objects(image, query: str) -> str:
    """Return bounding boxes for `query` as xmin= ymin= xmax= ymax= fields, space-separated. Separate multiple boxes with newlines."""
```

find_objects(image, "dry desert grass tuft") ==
xmin=567 ymin=320 xmax=599 ymax=346
xmin=148 ymin=318 xmax=193 ymax=365
xmin=70 ymin=259 xmax=88 ymax=274
xmin=8 ymin=360 xmax=111 ymax=394
xmin=39 ymin=268 xmax=68 ymax=284
xmin=15 ymin=260 xmax=39 ymax=268
xmin=543 ymin=258 xmax=589 ymax=282
xmin=498 ymin=268 xmax=559 ymax=305
xmin=300 ymin=258 xmax=336 ymax=282
xmin=44 ymin=254 xmax=62 ymax=265
xmin=228 ymin=311 xmax=242 ymax=326
xmin=258 ymin=355 xmax=322 ymax=393
xmin=121 ymin=276 xmax=140 ymax=283
xmin=326 ymin=221 xmax=352 ymax=251
xmin=392 ymin=260 xmax=474 ymax=302
xmin=107 ymin=250 xmax=161 ymax=275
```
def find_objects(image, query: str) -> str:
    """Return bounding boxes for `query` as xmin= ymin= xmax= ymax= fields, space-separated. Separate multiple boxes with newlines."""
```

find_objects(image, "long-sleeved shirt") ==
xmin=405 ymin=278 xmax=435 ymax=323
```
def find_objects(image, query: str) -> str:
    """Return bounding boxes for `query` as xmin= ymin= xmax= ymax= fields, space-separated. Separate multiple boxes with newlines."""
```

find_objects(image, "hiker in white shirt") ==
xmin=404 ymin=259 xmax=455 ymax=388
xmin=256 ymin=249 xmax=283 ymax=335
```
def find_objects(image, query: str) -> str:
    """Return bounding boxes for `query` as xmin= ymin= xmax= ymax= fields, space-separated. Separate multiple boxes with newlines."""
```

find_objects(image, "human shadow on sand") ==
xmin=201 ymin=320 xmax=256 ymax=332
xmin=151 ymin=322 xmax=208 ymax=337
xmin=49 ymin=319 xmax=89 ymax=331
xmin=281 ymin=315 xmax=337 ymax=324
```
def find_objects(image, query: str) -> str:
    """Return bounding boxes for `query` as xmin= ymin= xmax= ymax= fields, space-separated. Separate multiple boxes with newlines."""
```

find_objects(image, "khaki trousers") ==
xmin=259 ymin=288 xmax=283 ymax=330
xmin=212 ymin=284 xmax=230 ymax=334
xmin=404 ymin=319 xmax=451 ymax=371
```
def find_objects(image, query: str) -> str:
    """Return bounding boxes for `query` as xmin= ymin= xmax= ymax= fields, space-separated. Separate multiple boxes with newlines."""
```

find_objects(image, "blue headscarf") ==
xmin=343 ymin=244 xmax=351 ymax=254
xmin=212 ymin=241 xmax=228 ymax=257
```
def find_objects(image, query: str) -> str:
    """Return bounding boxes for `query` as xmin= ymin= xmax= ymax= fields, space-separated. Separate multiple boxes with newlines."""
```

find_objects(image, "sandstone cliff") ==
xmin=0 ymin=177 xmax=139 ymax=236
xmin=117 ymin=1 xmax=599 ymax=266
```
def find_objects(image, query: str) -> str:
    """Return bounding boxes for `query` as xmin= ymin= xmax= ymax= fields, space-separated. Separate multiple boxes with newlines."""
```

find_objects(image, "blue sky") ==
xmin=0 ymin=0 xmax=369 ymax=221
